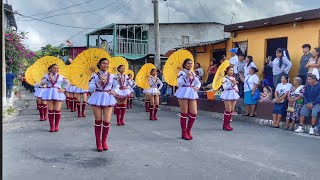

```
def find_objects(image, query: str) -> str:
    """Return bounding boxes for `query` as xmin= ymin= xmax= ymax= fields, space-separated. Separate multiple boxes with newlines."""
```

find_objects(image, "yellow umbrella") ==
xmin=126 ymin=69 xmax=135 ymax=79
xmin=32 ymin=56 xmax=68 ymax=84
xmin=109 ymin=56 xmax=129 ymax=75
xmin=25 ymin=65 xmax=35 ymax=85
xmin=212 ymin=60 xmax=230 ymax=90
xmin=135 ymin=63 xmax=156 ymax=89
xmin=163 ymin=49 xmax=194 ymax=86
xmin=69 ymin=48 xmax=111 ymax=90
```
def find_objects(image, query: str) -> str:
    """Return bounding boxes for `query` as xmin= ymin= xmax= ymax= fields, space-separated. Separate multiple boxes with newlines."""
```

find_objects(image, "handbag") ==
xmin=246 ymin=77 xmax=260 ymax=101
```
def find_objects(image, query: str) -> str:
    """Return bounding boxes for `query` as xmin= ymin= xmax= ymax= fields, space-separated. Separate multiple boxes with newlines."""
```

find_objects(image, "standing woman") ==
xmin=114 ymin=65 xmax=131 ymax=126
xmin=269 ymin=48 xmax=292 ymax=88
xmin=206 ymin=59 xmax=218 ymax=85
xmin=34 ymin=83 xmax=48 ymax=121
xmin=146 ymin=69 xmax=163 ymax=121
xmin=220 ymin=66 xmax=240 ymax=131
xmin=239 ymin=67 xmax=260 ymax=117
xmin=75 ymin=87 xmax=89 ymax=117
xmin=174 ymin=59 xmax=201 ymax=140
xmin=126 ymin=74 xmax=136 ymax=109
xmin=243 ymin=56 xmax=256 ymax=77
xmin=305 ymin=48 xmax=320 ymax=78
xmin=87 ymin=58 xmax=118 ymax=152
xmin=41 ymin=64 xmax=70 ymax=132
xmin=271 ymin=75 xmax=292 ymax=128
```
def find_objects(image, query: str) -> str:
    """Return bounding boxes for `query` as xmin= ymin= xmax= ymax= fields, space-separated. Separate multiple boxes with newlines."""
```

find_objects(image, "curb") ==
xmin=133 ymin=99 xmax=315 ymax=133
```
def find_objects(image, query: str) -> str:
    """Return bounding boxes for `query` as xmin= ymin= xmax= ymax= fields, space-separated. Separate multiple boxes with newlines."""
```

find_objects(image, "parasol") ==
xmin=126 ymin=70 xmax=135 ymax=79
xmin=69 ymin=48 xmax=111 ymax=90
xmin=163 ymin=49 xmax=194 ymax=86
xmin=212 ymin=60 xmax=230 ymax=90
xmin=25 ymin=65 xmax=35 ymax=85
xmin=32 ymin=56 xmax=68 ymax=84
xmin=135 ymin=63 xmax=156 ymax=89
xmin=109 ymin=56 xmax=129 ymax=75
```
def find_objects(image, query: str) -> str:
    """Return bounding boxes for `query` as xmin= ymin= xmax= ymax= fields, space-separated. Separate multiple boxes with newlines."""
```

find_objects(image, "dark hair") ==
xmin=196 ymin=62 xmax=201 ymax=67
xmin=48 ymin=64 xmax=58 ymax=72
xmin=246 ymin=55 xmax=253 ymax=67
xmin=238 ymin=53 xmax=245 ymax=57
xmin=182 ymin=58 xmax=193 ymax=69
xmin=281 ymin=74 xmax=289 ymax=82
xmin=117 ymin=65 xmax=125 ymax=72
xmin=276 ymin=48 xmax=284 ymax=68
xmin=97 ymin=58 xmax=109 ymax=69
xmin=308 ymin=74 xmax=317 ymax=80
xmin=250 ymin=67 xmax=259 ymax=73
xmin=224 ymin=66 xmax=233 ymax=75
xmin=302 ymin=44 xmax=311 ymax=50
xmin=150 ymin=68 xmax=157 ymax=75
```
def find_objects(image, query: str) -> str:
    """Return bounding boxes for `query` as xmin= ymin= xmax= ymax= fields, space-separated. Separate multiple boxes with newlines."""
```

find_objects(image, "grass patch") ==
xmin=6 ymin=107 xmax=15 ymax=115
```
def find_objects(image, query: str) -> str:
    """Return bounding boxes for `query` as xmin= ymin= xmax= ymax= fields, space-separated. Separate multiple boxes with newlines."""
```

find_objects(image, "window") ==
xmin=182 ymin=36 xmax=189 ymax=45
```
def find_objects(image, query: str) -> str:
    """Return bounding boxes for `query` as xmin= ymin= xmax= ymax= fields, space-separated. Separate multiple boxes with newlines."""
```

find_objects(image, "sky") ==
xmin=6 ymin=0 xmax=320 ymax=51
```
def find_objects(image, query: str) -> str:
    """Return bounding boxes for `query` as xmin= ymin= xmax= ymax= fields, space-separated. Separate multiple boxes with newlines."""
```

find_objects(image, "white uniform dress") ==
xmin=146 ymin=76 xmax=163 ymax=95
xmin=67 ymin=85 xmax=77 ymax=93
xmin=220 ymin=75 xmax=240 ymax=101
xmin=87 ymin=71 xmax=118 ymax=107
xmin=34 ymin=83 xmax=46 ymax=98
xmin=74 ymin=87 xmax=89 ymax=94
xmin=174 ymin=70 xmax=201 ymax=99
xmin=40 ymin=74 xmax=70 ymax=101
xmin=114 ymin=74 xmax=131 ymax=99
xmin=127 ymin=79 xmax=136 ymax=93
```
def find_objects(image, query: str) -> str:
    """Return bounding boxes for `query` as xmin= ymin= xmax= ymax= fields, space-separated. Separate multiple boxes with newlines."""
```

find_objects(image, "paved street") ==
xmin=3 ymin=91 xmax=320 ymax=180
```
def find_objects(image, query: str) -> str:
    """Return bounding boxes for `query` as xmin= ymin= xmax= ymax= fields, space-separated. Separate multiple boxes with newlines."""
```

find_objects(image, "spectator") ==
xmin=295 ymin=74 xmax=320 ymax=135
xmin=206 ymin=59 xmax=217 ymax=85
xmin=298 ymin=44 xmax=313 ymax=84
xmin=263 ymin=56 xmax=274 ymax=88
xmin=161 ymin=85 xmax=173 ymax=105
xmin=195 ymin=70 xmax=201 ymax=80
xmin=239 ymin=67 xmax=259 ymax=117
xmin=195 ymin=63 xmax=204 ymax=82
xmin=237 ymin=53 xmax=246 ymax=98
xmin=6 ymin=70 xmax=17 ymax=99
xmin=269 ymin=48 xmax=292 ymax=88
xmin=271 ymin=75 xmax=292 ymax=128
xmin=229 ymin=48 xmax=239 ymax=78
xmin=284 ymin=77 xmax=304 ymax=131
xmin=259 ymin=79 xmax=273 ymax=102
xmin=305 ymin=48 xmax=320 ymax=80
xmin=244 ymin=56 xmax=257 ymax=77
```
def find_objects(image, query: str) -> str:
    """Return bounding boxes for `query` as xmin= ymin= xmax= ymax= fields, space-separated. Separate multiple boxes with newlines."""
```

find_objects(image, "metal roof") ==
xmin=177 ymin=38 xmax=229 ymax=49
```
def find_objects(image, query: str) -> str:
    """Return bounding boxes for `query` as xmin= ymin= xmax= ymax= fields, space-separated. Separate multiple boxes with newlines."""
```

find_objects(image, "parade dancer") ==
xmin=75 ymin=87 xmax=89 ymax=117
xmin=87 ymin=58 xmax=118 ymax=152
xmin=147 ymin=69 xmax=163 ymax=121
xmin=114 ymin=65 xmax=131 ymax=126
xmin=220 ymin=66 xmax=240 ymax=131
xmin=174 ymin=59 xmax=201 ymax=140
xmin=41 ymin=64 xmax=70 ymax=132
xmin=126 ymin=74 xmax=136 ymax=109
xmin=34 ymin=83 xmax=47 ymax=121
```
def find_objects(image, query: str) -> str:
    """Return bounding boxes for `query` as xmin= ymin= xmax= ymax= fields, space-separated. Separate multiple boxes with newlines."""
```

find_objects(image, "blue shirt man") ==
xmin=6 ymin=72 xmax=17 ymax=98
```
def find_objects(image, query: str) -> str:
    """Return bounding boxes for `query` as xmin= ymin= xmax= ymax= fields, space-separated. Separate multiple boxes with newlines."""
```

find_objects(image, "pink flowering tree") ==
xmin=5 ymin=31 xmax=36 ymax=73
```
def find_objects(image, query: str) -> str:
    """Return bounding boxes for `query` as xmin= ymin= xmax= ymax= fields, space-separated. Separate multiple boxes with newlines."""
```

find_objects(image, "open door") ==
xmin=266 ymin=37 xmax=288 ymax=60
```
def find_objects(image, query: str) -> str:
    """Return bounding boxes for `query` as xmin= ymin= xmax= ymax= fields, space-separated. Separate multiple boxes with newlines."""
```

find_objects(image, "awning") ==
xmin=177 ymin=38 xmax=229 ymax=49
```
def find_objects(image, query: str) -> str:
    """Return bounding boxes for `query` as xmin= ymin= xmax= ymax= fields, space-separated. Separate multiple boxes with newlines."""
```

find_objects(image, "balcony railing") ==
xmin=116 ymin=39 xmax=148 ymax=55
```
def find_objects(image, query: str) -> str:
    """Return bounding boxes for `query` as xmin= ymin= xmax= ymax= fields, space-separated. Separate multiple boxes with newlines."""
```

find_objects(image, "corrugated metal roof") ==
xmin=177 ymin=38 xmax=229 ymax=49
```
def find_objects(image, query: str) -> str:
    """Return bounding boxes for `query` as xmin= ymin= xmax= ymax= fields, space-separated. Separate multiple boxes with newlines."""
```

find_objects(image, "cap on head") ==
xmin=229 ymin=48 xmax=237 ymax=54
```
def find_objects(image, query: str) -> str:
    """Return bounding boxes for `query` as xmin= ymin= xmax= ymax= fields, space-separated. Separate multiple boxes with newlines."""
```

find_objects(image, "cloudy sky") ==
xmin=7 ymin=0 xmax=319 ymax=51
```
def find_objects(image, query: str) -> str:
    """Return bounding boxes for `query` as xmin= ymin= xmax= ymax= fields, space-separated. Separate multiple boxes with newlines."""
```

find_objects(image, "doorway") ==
xmin=266 ymin=37 xmax=288 ymax=60
xmin=212 ymin=49 xmax=226 ymax=63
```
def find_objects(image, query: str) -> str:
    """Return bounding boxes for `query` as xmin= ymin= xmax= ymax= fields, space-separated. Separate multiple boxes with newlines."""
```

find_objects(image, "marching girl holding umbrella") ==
xmin=40 ymin=64 xmax=70 ymax=132
xmin=74 ymin=87 xmax=89 ymax=117
xmin=87 ymin=58 xmax=118 ymax=152
xmin=114 ymin=65 xmax=131 ymax=126
xmin=146 ymin=69 xmax=163 ymax=120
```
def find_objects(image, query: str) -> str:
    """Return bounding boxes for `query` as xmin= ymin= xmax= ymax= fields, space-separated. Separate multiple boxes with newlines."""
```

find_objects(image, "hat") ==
xmin=229 ymin=48 xmax=237 ymax=53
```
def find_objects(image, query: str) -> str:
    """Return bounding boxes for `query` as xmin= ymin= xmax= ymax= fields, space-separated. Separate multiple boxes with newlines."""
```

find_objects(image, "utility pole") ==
xmin=2 ymin=0 xmax=7 ymax=105
xmin=153 ymin=0 xmax=161 ymax=69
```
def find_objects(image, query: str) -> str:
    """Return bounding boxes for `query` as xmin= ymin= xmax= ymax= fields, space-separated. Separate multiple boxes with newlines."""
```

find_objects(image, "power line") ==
xmin=68 ymin=0 xmax=103 ymax=19
xmin=19 ymin=0 xmax=121 ymax=22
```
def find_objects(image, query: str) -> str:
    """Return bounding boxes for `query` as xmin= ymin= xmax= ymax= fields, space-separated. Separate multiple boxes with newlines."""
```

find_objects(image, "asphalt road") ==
xmin=3 ymin=91 xmax=320 ymax=180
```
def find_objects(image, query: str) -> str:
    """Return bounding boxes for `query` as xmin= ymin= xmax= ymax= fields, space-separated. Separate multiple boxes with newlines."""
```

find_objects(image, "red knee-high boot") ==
xmin=66 ymin=97 xmax=70 ymax=109
xmin=38 ymin=104 xmax=43 ymax=121
xmin=149 ymin=105 xmax=154 ymax=120
xmin=82 ymin=103 xmax=86 ymax=117
xmin=42 ymin=104 xmax=48 ymax=121
xmin=115 ymin=104 xmax=121 ymax=126
xmin=94 ymin=120 xmax=103 ymax=152
xmin=228 ymin=112 xmax=234 ymax=131
xmin=180 ymin=113 xmax=191 ymax=140
xmin=187 ymin=113 xmax=196 ymax=139
xmin=77 ymin=101 xmax=82 ymax=117
xmin=120 ymin=104 xmax=126 ymax=125
xmin=69 ymin=98 xmax=74 ymax=112
xmin=73 ymin=98 xmax=77 ymax=112
xmin=48 ymin=110 xmax=55 ymax=132
xmin=130 ymin=98 xmax=133 ymax=109
xmin=102 ymin=121 xmax=110 ymax=150
xmin=153 ymin=105 xmax=159 ymax=120
xmin=54 ymin=110 xmax=61 ymax=132
xmin=223 ymin=111 xmax=233 ymax=131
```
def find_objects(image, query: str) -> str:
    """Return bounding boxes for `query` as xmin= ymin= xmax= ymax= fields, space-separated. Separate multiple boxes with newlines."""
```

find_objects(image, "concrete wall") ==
xmin=225 ymin=20 xmax=320 ymax=80
xmin=148 ymin=23 xmax=227 ymax=55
